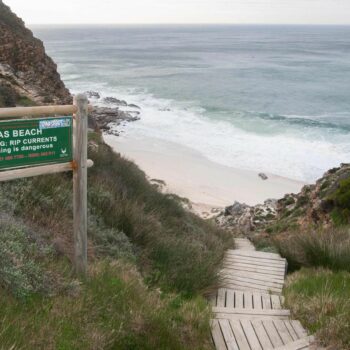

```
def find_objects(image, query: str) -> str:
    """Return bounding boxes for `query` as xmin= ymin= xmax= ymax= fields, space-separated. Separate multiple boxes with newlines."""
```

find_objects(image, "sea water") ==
xmin=32 ymin=25 xmax=350 ymax=182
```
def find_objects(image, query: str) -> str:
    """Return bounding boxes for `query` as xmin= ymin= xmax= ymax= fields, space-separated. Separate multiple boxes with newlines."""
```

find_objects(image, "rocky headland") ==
xmin=0 ymin=0 xmax=70 ymax=105
xmin=0 ymin=1 xmax=141 ymax=134
xmin=216 ymin=163 xmax=350 ymax=238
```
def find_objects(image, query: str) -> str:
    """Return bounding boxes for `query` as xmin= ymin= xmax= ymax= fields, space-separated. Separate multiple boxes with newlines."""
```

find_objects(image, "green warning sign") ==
xmin=0 ymin=117 xmax=73 ymax=170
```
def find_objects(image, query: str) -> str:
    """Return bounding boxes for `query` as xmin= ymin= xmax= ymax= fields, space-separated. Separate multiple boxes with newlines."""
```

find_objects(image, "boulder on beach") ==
xmin=259 ymin=173 xmax=268 ymax=180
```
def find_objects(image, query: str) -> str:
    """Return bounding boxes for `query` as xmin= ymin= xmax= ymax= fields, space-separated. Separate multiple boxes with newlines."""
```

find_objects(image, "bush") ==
xmin=0 ymin=215 xmax=49 ymax=299
xmin=0 ymin=131 xmax=232 ymax=295
xmin=284 ymin=268 xmax=350 ymax=349
xmin=275 ymin=228 xmax=350 ymax=272
xmin=329 ymin=177 xmax=350 ymax=225
xmin=0 ymin=262 xmax=213 ymax=350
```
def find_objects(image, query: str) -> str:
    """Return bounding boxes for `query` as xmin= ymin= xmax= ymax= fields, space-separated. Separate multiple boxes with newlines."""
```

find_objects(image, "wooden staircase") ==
xmin=210 ymin=238 xmax=317 ymax=350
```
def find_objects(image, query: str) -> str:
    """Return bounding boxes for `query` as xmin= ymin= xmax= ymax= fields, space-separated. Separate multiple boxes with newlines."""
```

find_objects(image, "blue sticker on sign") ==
xmin=39 ymin=118 xmax=71 ymax=130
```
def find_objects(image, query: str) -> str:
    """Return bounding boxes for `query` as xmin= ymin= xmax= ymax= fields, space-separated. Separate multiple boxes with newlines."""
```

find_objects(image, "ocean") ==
xmin=32 ymin=25 xmax=350 ymax=182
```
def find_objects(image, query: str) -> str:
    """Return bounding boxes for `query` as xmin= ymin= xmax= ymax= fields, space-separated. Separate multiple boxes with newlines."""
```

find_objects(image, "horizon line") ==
xmin=29 ymin=22 xmax=350 ymax=26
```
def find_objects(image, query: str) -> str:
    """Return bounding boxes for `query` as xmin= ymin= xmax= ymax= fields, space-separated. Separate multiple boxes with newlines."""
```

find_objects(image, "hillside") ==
xmin=0 ymin=0 xmax=70 ymax=106
xmin=0 ymin=3 xmax=233 ymax=348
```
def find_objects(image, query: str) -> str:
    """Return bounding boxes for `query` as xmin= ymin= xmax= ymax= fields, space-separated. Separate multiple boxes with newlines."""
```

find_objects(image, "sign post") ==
xmin=73 ymin=94 xmax=88 ymax=275
xmin=0 ymin=96 xmax=92 ymax=276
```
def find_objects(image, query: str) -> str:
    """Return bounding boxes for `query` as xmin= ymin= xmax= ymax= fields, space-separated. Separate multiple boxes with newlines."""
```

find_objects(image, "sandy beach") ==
xmin=104 ymin=133 xmax=306 ymax=216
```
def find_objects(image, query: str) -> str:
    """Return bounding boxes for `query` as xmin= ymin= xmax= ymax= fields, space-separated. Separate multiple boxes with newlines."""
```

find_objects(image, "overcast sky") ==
xmin=4 ymin=0 xmax=350 ymax=25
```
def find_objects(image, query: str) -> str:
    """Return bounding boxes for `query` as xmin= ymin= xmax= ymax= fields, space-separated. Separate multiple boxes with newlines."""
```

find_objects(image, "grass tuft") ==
xmin=284 ymin=268 xmax=350 ymax=349
xmin=275 ymin=227 xmax=350 ymax=272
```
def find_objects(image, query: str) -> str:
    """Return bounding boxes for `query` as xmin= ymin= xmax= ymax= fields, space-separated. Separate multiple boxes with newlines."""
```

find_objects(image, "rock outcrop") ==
xmin=89 ymin=106 xmax=140 ymax=134
xmin=217 ymin=164 xmax=350 ymax=236
xmin=0 ymin=0 xmax=71 ymax=105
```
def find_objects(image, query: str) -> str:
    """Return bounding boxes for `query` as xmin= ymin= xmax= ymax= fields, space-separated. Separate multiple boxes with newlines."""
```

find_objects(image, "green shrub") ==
xmin=284 ymin=268 xmax=350 ymax=349
xmin=329 ymin=177 xmax=350 ymax=225
xmin=0 ymin=262 xmax=213 ymax=350
xmin=0 ymin=215 xmax=49 ymax=299
xmin=275 ymin=228 xmax=350 ymax=272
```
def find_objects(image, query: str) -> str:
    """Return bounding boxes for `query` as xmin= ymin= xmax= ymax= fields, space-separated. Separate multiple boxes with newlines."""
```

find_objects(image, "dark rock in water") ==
xmin=89 ymin=106 xmax=140 ymax=134
xmin=103 ymin=97 xmax=128 ymax=106
xmin=259 ymin=173 xmax=268 ymax=180
xmin=85 ymin=91 xmax=100 ymax=99
xmin=128 ymin=103 xmax=141 ymax=109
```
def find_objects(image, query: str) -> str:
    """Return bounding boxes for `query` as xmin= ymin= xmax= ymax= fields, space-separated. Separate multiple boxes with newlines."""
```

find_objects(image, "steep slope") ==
xmin=0 ymin=0 xmax=71 ymax=105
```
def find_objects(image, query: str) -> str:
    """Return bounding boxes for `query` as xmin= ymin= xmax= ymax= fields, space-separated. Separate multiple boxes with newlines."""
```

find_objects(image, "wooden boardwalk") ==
xmin=210 ymin=238 xmax=317 ymax=350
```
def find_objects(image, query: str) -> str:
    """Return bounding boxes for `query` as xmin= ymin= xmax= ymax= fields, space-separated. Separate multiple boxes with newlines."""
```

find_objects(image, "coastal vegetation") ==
xmin=284 ymin=268 xmax=350 ymax=349
xmin=0 ymin=130 xmax=231 ymax=348
xmin=264 ymin=208 xmax=350 ymax=348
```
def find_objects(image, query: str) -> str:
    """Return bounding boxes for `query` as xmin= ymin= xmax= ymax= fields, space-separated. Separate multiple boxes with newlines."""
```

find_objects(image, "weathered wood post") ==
xmin=73 ymin=94 xmax=89 ymax=275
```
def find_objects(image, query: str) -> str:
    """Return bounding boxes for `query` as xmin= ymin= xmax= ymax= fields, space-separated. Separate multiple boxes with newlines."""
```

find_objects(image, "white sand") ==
xmin=104 ymin=133 xmax=306 ymax=215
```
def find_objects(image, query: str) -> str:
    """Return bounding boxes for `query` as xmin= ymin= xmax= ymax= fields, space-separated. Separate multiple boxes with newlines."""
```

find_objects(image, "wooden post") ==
xmin=73 ymin=94 xmax=89 ymax=275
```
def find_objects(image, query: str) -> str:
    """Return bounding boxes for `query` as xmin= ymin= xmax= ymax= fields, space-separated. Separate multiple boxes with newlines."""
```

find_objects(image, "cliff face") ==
xmin=0 ymin=0 xmax=71 ymax=105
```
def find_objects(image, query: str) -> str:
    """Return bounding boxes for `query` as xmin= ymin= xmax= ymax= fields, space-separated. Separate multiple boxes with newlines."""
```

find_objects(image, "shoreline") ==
xmin=104 ymin=133 xmax=306 ymax=217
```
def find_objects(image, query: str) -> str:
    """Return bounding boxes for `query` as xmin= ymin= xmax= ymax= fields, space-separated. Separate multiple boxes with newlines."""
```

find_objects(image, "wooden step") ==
xmin=274 ymin=336 xmax=316 ymax=350
xmin=211 ymin=319 xmax=311 ymax=350
xmin=210 ymin=288 xmax=285 ymax=309
xmin=213 ymin=307 xmax=290 ymax=320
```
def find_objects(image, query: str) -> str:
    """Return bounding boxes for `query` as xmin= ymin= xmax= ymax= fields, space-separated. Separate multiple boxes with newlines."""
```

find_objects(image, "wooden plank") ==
xmin=274 ymin=320 xmax=294 ymax=344
xmin=271 ymin=295 xmax=282 ymax=309
xmin=262 ymin=320 xmax=284 ymax=348
xmin=219 ymin=319 xmax=240 ymax=350
xmin=225 ymin=254 xmax=286 ymax=265
xmin=225 ymin=252 xmax=285 ymax=263
xmin=0 ymin=105 xmax=77 ymax=118
xmin=0 ymin=161 xmax=90 ymax=182
xmin=229 ymin=320 xmax=251 ymax=350
xmin=0 ymin=104 xmax=94 ymax=119
xmin=274 ymin=336 xmax=315 ymax=350
xmin=211 ymin=319 xmax=228 ymax=350
xmin=224 ymin=256 xmax=286 ymax=269
xmin=222 ymin=264 xmax=286 ymax=277
xmin=226 ymin=256 xmax=285 ymax=266
xmin=284 ymin=321 xmax=299 ymax=341
xmin=213 ymin=307 xmax=290 ymax=318
xmin=253 ymin=292 xmax=263 ymax=309
xmin=240 ymin=320 xmax=263 ymax=350
xmin=215 ymin=313 xmax=290 ymax=321
xmin=262 ymin=294 xmax=272 ymax=310
xmin=221 ymin=275 xmax=284 ymax=290
xmin=251 ymin=320 xmax=274 ymax=350
xmin=73 ymin=94 xmax=89 ymax=275
xmin=290 ymin=321 xmax=308 ymax=339
xmin=221 ymin=267 xmax=285 ymax=280
xmin=217 ymin=288 xmax=226 ymax=307
xmin=244 ymin=291 xmax=253 ymax=309
xmin=226 ymin=289 xmax=235 ymax=308
xmin=222 ymin=263 xmax=286 ymax=275
xmin=235 ymin=290 xmax=244 ymax=308
xmin=221 ymin=270 xmax=285 ymax=284
xmin=221 ymin=282 xmax=281 ymax=294
xmin=226 ymin=250 xmax=285 ymax=261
